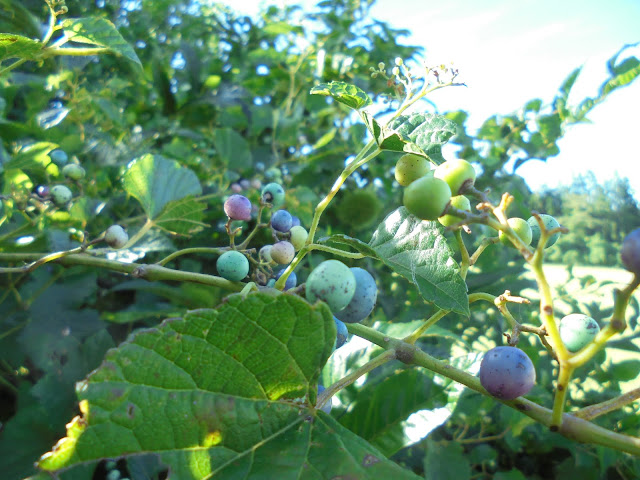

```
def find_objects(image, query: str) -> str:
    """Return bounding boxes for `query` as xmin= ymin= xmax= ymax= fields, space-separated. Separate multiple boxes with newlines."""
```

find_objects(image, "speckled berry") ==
xmin=528 ymin=214 xmax=560 ymax=248
xmin=271 ymin=209 xmax=293 ymax=232
xmin=479 ymin=346 xmax=536 ymax=400
xmin=50 ymin=185 xmax=72 ymax=206
xmin=261 ymin=182 xmax=285 ymax=208
xmin=395 ymin=154 xmax=431 ymax=186
xmin=270 ymin=241 xmax=295 ymax=264
xmin=216 ymin=251 xmax=249 ymax=282
xmin=499 ymin=218 xmax=533 ymax=248
xmin=335 ymin=267 xmax=377 ymax=323
xmin=306 ymin=260 xmax=356 ymax=312
xmin=224 ymin=194 xmax=252 ymax=221
xmin=559 ymin=314 xmax=600 ymax=352
xmin=62 ymin=164 xmax=86 ymax=180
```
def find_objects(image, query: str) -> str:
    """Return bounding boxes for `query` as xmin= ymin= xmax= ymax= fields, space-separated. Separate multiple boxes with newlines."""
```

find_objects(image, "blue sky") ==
xmin=232 ymin=0 xmax=640 ymax=198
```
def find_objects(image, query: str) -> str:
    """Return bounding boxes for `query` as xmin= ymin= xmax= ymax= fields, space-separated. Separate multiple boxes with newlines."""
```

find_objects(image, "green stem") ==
xmin=155 ymin=247 xmax=226 ymax=267
xmin=576 ymin=387 xmax=640 ymax=421
xmin=454 ymin=229 xmax=470 ymax=280
xmin=551 ymin=364 xmax=574 ymax=430
xmin=123 ymin=218 xmax=153 ymax=249
xmin=347 ymin=322 xmax=640 ymax=455
xmin=404 ymin=309 xmax=449 ymax=344
xmin=0 ymin=58 xmax=28 ymax=76
xmin=316 ymin=349 xmax=396 ymax=411
xmin=44 ymin=46 xmax=111 ymax=57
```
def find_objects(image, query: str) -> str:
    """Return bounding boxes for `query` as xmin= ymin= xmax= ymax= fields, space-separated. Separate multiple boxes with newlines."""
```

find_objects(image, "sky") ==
xmin=231 ymin=0 xmax=640 ymax=199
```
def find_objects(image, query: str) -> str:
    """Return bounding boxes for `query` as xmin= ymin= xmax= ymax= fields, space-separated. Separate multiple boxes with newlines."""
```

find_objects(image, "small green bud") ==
xmin=394 ymin=57 xmax=403 ymax=66
xmin=378 ymin=62 xmax=385 ymax=70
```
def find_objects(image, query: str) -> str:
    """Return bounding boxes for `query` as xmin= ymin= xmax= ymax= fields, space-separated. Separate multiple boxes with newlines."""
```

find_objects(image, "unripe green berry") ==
xmin=559 ymin=314 xmax=600 ymax=352
xmin=105 ymin=225 xmax=129 ymax=249
xmin=50 ymin=185 xmax=73 ymax=206
xmin=434 ymin=159 xmax=476 ymax=195
xmin=270 ymin=241 xmax=295 ymax=264
xmin=62 ymin=163 xmax=86 ymax=180
xmin=499 ymin=218 xmax=533 ymax=248
xmin=438 ymin=195 xmax=471 ymax=227
xmin=216 ymin=251 xmax=249 ymax=282
xmin=528 ymin=214 xmax=560 ymax=248
xmin=289 ymin=225 xmax=308 ymax=251
xmin=259 ymin=245 xmax=274 ymax=264
xmin=395 ymin=154 xmax=431 ymax=186
xmin=261 ymin=182 xmax=285 ymax=208
xmin=403 ymin=175 xmax=452 ymax=221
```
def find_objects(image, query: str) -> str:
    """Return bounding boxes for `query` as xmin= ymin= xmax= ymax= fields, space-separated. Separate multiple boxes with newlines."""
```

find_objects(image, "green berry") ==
xmin=434 ymin=159 xmax=476 ymax=195
xmin=259 ymin=245 xmax=274 ymax=264
xmin=403 ymin=175 xmax=452 ymax=221
xmin=499 ymin=218 xmax=533 ymax=248
xmin=438 ymin=195 xmax=471 ymax=228
xmin=104 ymin=225 xmax=128 ymax=249
xmin=261 ymin=182 xmax=285 ymax=208
xmin=395 ymin=154 xmax=431 ymax=186
xmin=306 ymin=260 xmax=356 ymax=312
xmin=216 ymin=251 xmax=249 ymax=282
xmin=289 ymin=225 xmax=308 ymax=251
xmin=62 ymin=163 xmax=86 ymax=180
xmin=559 ymin=314 xmax=600 ymax=352
xmin=270 ymin=241 xmax=295 ymax=264
xmin=527 ymin=214 xmax=560 ymax=248
xmin=50 ymin=185 xmax=73 ymax=206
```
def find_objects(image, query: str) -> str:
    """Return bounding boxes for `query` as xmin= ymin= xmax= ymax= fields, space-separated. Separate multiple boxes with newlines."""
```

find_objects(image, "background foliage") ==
xmin=1 ymin=1 xmax=639 ymax=479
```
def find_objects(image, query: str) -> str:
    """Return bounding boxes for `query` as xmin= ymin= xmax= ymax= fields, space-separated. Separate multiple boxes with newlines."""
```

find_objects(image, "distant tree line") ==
xmin=530 ymin=172 xmax=640 ymax=266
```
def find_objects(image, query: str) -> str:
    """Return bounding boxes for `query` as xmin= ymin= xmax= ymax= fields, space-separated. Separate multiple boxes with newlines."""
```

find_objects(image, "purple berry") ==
xmin=335 ymin=267 xmax=377 ymax=324
xmin=334 ymin=317 xmax=348 ymax=349
xmin=479 ymin=346 xmax=536 ymax=400
xmin=35 ymin=185 xmax=51 ymax=199
xmin=275 ymin=268 xmax=297 ymax=290
xmin=224 ymin=194 xmax=252 ymax=221
xmin=291 ymin=216 xmax=301 ymax=227
xmin=271 ymin=209 xmax=293 ymax=232
xmin=621 ymin=228 xmax=640 ymax=274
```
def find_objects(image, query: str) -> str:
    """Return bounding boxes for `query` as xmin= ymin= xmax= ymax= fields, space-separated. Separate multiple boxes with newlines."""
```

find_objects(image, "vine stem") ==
xmin=316 ymin=349 xmax=396 ymax=411
xmin=576 ymin=387 xmax=640 ymax=421
xmin=404 ymin=309 xmax=449 ymax=344
xmin=346 ymin=322 xmax=640 ymax=456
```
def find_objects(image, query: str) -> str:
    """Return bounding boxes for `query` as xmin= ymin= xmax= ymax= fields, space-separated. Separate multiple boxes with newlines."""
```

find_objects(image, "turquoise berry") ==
xmin=335 ymin=267 xmax=377 ymax=323
xmin=306 ymin=259 xmax=356 ymax=312
xmin=559 ymin=314 xmax=600 ymax=352
xmin=104 ymin=225 xmax=128 ymax=249
xmin=261 ymin=182 xmax=285 ymax=208
xmin=216 ymin=251 xmax=249 ymax=282
xmin=527 ymin=214 xmax=560 ymax=248
xmin=49 ymin=149 xmax=68 ymax=166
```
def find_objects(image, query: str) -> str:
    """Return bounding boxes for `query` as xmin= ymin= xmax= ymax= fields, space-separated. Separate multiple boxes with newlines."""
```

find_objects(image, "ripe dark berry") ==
xmin=621 ymin=228 xmax=640 ymax=274
xmin=35 ymin=185 xmax=51 ymax=199
xmin=334 ymin=317 xmax=349 ymax=349
xmin=271 ymin=209 xmax=293 ymax=232
xmin=224 ymin=194 xmax=252 ymax=221
xmin=275 ymin=268 xmax=297 ymax=290
xmin=479 ymin=346 xmax=536 ymax=400
xmin=335 ymin=267 xmax=377 ymax=323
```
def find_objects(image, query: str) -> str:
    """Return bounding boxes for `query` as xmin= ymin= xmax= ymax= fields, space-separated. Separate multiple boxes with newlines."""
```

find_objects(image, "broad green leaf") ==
xmin=213 ymin=127 xmax=252 ymax=169
xmin=388 ymin=113 xmax=458 ymax=163
xmin=424 ymin=438 xmax=471 ymax=480
xmin=153 ymin=196 xmax=207 ymax=235
xmin=61 ymin=17 xmax=141 ymax=66
xmin=7 ymin=141 xmax=58 ymax=172
xmin=369 ymin=208 xmax=469 ymax=315
xmin=38 ymin=292 xmax=419 ymax=479
xmin=0 ymin=33 xmax=42 ymax=61
xmin=311 ymin=81 xmax=372 ymax=110
xmin=339 ymin=369 xmax=448 ymax=457
xmin=318 ymin=233 xmax=380 ymax=258
xmin=361 ymin=111 xmax=425 ymax=157
xmin=122 ymin=154 xmax=202 ymax=219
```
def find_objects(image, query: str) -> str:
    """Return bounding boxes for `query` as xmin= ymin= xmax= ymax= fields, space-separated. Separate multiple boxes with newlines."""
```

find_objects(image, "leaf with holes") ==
xmin=0 ymin=33 xmax=42 ymax=62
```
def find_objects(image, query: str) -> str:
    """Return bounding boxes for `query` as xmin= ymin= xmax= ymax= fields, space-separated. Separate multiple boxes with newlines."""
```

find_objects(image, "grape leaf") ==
xmin=318 ymin=233 xmax=380 ymax=259
xmin=38 ymin=292 xmax=419 ymax=479
xmin=62 ymin=17 xmax=141 ymax=66
xmin=311 ymin=81 xmax=372 ymax=110
xmin=123 ymin=154 xmax=202 ymax=219
xmin=0 ymin=33 xmax=42 ymax=61
xmin=369 ymin=207 xmax=469 ymax=315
